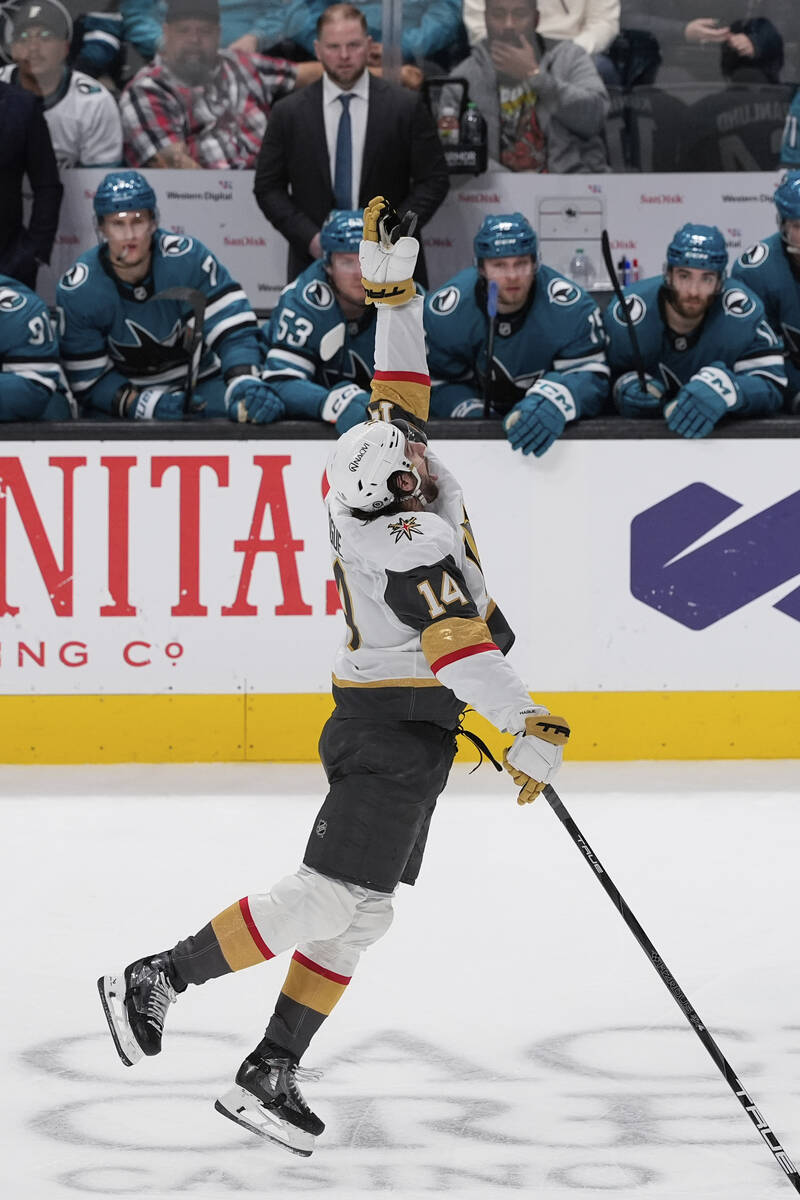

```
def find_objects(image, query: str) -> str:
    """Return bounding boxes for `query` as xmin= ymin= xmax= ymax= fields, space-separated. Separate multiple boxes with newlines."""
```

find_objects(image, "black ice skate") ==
xmin=215 ymin=1041 xmax=325 ymax=1157
xmin=97 ymin=954 xmax=181 ymax=1067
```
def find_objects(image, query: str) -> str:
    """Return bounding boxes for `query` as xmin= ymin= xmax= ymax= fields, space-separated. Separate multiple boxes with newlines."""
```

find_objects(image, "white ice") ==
xmin=3 ymin=759 xmax=800 ymax=1199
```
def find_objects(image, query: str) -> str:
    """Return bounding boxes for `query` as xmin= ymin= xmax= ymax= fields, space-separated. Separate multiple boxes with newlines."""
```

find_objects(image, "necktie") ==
xmin=333 ymin=93 xmax=354 ymax=209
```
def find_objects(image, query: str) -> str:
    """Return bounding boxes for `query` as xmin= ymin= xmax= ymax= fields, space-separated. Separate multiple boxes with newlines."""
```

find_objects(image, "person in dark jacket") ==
xmin=253 ymin=3 xmax=448 ymax=285
xmin=0 ymin=80 xmax=62 ymax=289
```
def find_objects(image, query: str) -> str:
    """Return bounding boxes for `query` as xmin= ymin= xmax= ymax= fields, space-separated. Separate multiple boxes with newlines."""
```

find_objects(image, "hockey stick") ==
xmin=152 ymin=286 xmax=207 ymax=416
xmin=600 ymin=230 xmax=647 ymax=390
xmin=483 ymin=279 xmax=498 ymax=418
xmin=543 ymin=783 xmax=800 ymax=1193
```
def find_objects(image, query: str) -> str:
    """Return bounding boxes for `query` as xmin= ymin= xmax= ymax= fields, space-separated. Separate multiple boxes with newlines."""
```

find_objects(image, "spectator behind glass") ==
xmin=253 ymin=4 xmax=448 ymax=284
xmin=276 ymin=0 xmax=469 ymax=77
xmin=1 ymin=0 xmax=126 ymax=85
xmin=536 ymin=0 xmax=619 ymax=54
xmin=679 ymin=18 xmax=790 ymax=172
xmin=612 ymin=1 xmax=798 ymax=83
xmin=452 ymin=0 xmax=610 ymax=172
xmin=119 ymin=0 xmax=296 ymax=169
xmin=720 ymin=17 xmax=784 ymax=84
xmin=465 ymin=0 xmax=620 ymax=53
xmin=0 ymin=79 xmax=62 ymax=289
xmin=0 ymin=0 xmax=122 ymax=168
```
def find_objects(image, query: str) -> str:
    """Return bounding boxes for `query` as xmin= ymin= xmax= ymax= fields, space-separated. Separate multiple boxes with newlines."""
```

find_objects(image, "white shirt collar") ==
xmin=322 ymin=69 xmax=370 ymax=106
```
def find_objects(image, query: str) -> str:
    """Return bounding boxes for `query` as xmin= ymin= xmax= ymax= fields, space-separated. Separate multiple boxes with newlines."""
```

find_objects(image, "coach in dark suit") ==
xmin=0 ymin=81 xmax=62 ymax=290
xmin=253 ymin=2 xmax=449 ymax=285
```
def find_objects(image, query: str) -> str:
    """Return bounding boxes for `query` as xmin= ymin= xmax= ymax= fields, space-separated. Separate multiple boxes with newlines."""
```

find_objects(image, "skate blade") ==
xmin=214 ymin=1086 xmax=316 ymax=1157
xmin=97 ymin=973 xmax=142 ymax=1067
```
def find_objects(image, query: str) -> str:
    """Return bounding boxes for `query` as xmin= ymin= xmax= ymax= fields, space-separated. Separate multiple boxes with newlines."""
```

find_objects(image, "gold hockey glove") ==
xmin=503 ymin=714 xmax=571 ymax=805
xmin=360 ymin=195 xmax=418 ymax=306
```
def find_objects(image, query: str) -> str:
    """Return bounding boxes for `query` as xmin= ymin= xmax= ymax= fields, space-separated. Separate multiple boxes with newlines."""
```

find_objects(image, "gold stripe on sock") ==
xmin=211 ymin=899 xmax=271 ymax=972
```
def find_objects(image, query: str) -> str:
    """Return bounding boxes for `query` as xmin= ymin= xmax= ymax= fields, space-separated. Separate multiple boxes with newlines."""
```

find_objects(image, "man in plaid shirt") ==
xmin=119 ymin=0 xmax=296 ymax=170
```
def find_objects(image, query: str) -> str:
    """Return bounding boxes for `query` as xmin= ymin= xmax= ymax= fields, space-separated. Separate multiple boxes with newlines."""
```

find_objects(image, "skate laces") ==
xmin=286 ymin=1067 xmax=322 ymax=1116
xmin=265 ymin=1057 xmax=323 ymax=1113
xmin=294 ymin=1066 xmax=323 ymax=1083
xmin=139 ymin=965 xmax=177 ymax=1033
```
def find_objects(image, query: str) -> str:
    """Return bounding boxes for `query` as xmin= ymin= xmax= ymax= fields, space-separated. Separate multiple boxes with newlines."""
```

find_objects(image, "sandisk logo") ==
xmin=348 ymin=443 xmax=370 ymax=471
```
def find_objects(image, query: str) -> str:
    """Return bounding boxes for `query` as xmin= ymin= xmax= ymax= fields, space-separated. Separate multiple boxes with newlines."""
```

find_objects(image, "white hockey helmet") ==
xmin=328 ymin=420 xmax=421 ymax=512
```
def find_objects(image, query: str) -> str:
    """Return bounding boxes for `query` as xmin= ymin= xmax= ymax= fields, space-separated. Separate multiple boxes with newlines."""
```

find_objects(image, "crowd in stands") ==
xmin=0 ymin=0 xmax=798 ymax=434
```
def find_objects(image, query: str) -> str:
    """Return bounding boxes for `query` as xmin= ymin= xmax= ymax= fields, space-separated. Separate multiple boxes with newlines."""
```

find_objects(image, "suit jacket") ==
xmin=0 ymin=82 xmax=62 ymax=287
xmin=253 ymin=73 xmax=449 ymax=284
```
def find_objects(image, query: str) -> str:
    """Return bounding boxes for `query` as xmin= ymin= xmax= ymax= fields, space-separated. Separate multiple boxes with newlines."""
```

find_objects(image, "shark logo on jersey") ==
xmin=547 ymin=278 xmax=580 ymax=307
xmin=658 ymin=363 xmax=684 ymax=399
xmin=0 ymin=287 xmax=25 ymax=312
xmin=61 ymin=262 xmax=89 ymax=291
xmin=387 ymin=515 xmax=423 ymax=543
xmin=322 ymin=350 xmax=372 ymax=392
xmin=108 ymin=317 xmax=188 ymax=376
xmin=738 ymin=242 xmax=770 ymax=269
xmin=160 ymin=235 xmax=193 ymax=257
xmin=613 ymin=294 xmax=646 ymax=326
xmin=722 ymin=288 xmax=756 ymax=318
xmin=303 ymin=279 xmax=334 ymax=311
xmin=430 ymin=286 xmax=460 ymax=315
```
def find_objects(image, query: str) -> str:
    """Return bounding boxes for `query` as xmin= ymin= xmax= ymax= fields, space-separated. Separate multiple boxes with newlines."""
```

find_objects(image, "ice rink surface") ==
xmin=3 ymin=758 xmax=800 ymax=1200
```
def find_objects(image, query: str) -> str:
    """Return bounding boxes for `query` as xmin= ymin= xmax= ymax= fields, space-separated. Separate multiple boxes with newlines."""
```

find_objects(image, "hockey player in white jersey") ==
xmin=1 ymin=0 xmax=122 ymax=169
xmin=98 ymin=196 xmax=569 ymax=1157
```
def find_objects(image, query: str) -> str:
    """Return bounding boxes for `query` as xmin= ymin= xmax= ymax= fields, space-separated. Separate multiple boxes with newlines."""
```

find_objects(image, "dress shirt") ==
xmin=322 ymin=69 xmax=369 ymax=209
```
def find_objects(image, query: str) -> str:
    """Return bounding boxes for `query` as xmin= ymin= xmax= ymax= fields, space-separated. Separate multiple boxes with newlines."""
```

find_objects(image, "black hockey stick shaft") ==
xmin=153 ymin=286 xmax=207 ymax=416
xmin=600 ymin=229 xmax=647 ymax=390
xmin=483 ymin=280 xmax=498 ymax=418
xmin=543 ymin=784 xmax=800 ymax=1192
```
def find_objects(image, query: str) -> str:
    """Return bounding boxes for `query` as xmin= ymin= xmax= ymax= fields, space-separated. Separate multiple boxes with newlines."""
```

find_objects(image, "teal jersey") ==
xmin=264 ymin=260 xmax=377 ymax=420
xmin=57 ymin=231 xmax=262 ymax=416
xmin=0 ymin=275 xmax=72 ymax=420
xmin=730 ymin=232 xmax=800 ymax=403
xmin=603 ymin=275 xmax=786 ymax=413
xmin=424 ymin=264 xmax=609 ymax=419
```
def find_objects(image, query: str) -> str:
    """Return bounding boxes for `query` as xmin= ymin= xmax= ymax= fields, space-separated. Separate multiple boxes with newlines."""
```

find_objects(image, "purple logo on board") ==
xmin=630 ymin=483 xmax=800 ymax=629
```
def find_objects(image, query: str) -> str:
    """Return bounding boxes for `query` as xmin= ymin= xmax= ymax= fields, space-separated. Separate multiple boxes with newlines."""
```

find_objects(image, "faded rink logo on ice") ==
xmin=23 ymin=1022 xmax=785 ymax=1194
xmin=630 ymin=483 xmax=800 ymax=629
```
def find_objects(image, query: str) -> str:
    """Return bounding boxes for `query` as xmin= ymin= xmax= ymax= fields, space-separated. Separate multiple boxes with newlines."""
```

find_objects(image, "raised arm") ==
xmin=360 ymin=196 xmax=430 ymax=429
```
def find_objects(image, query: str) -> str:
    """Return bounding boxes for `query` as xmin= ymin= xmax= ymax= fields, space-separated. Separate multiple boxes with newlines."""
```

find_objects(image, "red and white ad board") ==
xmin=1 ymin=438 xmax=798 ymax=762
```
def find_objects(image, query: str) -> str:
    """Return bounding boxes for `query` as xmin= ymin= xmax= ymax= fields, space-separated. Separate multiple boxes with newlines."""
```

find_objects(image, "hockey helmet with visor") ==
xmin=94 ymin=170 xmax=158 ymax=221
xmin=320 ymin=210 xmax=364 ymax=263
xmin=474 ymin=213 xmax=537 ymax=262
xmin=665 ymin=224 xmax=728 ymax=276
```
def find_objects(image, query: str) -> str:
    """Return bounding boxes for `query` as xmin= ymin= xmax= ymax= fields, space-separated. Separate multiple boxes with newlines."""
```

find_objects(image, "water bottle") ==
xmin=460 ymin=102 xmax=486 ymax=146
xmin=568 ymin=248 xmax=596 ymax=290
xmin=437 ymin=104 xmax=459 ymax=145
